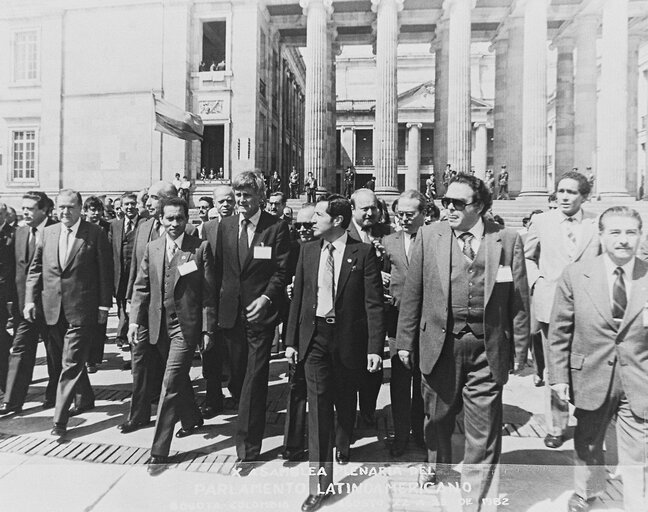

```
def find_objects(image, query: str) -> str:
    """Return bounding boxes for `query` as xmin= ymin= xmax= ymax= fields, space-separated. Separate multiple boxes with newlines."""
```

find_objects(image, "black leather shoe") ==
xmin=200 ymin=404 xmax=223 ymax=420
xmin=50 ymin=425 xmax=67 ymax=438
xmin=175 ymin=419 xmax=204 ymax=438
xmin=567 ymin=493 xmax=591 ymax=512
xmin=232 ymin=459 xmax=254 ymax=477
xmin=223 ymin=397 xmax=239 ymax=411
xmin=118 ymin=420 xmax=152 ymax=434
xmin=417 ymin=464 xmax=437 ymax=487
xmin=544 ymin=434 xmax=564 ymax=449
xmin=389 ymin=443 xmax=407 ymax=458
xmin=0 ymin=403 xmax=22 ymax=416
xmin=42 ymin=400 xmax=55 ymax=410
xmin=69 ymin=404 xmax=95 ymax=417
xmin=335 ymin=450 xmax=349 ymax=465
xmin=301 ymin=494 xmax=328 ymax=512
xmin=86 ymin=364 xmax=98 ymax=374
xmin=146 ymin=456 xmax=170 ymax=476
xmin=281 ymin=448 xmax=307 ymax=462
xmin=533 ymin=375 xmax=545 ymax=387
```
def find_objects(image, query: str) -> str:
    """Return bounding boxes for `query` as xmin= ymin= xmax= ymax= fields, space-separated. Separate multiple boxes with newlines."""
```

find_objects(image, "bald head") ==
xmin=147 ymin=181 xmax=177 ymax=218
xmin=213 ymin=184 xmax=235 ymax=218
xmin=350 ymin=188 xmax=379 ymax=228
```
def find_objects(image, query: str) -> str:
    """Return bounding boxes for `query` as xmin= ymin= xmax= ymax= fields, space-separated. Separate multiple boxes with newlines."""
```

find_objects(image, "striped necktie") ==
xmin=612 ymin=267 xmax=627 ymax=321
xmin=459 ymin=232 xmax=475 ymax=261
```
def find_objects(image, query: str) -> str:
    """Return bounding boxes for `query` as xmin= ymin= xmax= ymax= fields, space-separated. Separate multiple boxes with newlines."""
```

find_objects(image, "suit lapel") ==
xmin=395 ymin=231 xmax=409 ymax=269
xmin=307 ymin=242 xmax=320 ymax=301
xmin=336 ymin=242 xmax=359 ymax=301
xmin=152 ymin=237 xmax=166 ymax=290
xmin=63 ymin=222 xmax=87 ymax=271
xmin=484 ymin=224 xmax=503 ymax=304
xmin=583 ymin=258 xmax=617 ymax=331
xmin=435 ymin=224 xmax=452 ymax=301
xmin=115 ymin=218 xmax=124 ymax=247
xmin=619 ymin=258 xmax=648 ymax=334
xmin=573 ymin=217 xmax=595 ymax=261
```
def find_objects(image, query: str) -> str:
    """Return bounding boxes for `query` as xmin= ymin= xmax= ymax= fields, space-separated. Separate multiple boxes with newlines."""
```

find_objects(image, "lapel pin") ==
xmin=347 ymin=258 xmax=352 ymax=263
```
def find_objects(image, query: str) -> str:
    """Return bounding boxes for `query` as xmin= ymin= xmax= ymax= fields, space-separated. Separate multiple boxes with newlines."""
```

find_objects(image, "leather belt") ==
xmin=316 ymin=317 xmax=336 ymax=325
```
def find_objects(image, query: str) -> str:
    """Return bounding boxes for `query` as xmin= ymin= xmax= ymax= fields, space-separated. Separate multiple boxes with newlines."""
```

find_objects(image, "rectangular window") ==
xmin=13 ymin=30 xmax=39 ymax=82
xmin=201 ymin=21 xmax=227 ymax=71
xmin=11 ymin=129 xmax=37 ymax=181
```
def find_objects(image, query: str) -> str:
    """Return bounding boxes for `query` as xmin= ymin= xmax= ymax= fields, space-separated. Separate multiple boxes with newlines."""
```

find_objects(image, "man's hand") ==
xmin=381 ymin=271 xmax=391 ymax=288
xmin=285 ymin=346 xmax=298 ymax=365
xmin=398 ymin=350 xmax=412 ymax=370
xmin=98 ymin=309 xmax=109 ymax=324
xmin=23 ymin=303 xmax=36 ymax=322
xmin=551 ymin=383 xmax=570 ymax=402
xmin=127 ymin=323 xmax=139 ymax=345
xmin=246 ymin=296 xmax=270 ymax=323
xmin=367 ymin=354 xmax=382 ymax=373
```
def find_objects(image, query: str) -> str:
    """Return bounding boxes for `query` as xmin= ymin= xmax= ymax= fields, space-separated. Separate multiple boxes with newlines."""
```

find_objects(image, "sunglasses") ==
xmin=294 ymin=222 xmax=314 ymax=230
xmin=440 ymin=197 xmax=476 ymax=211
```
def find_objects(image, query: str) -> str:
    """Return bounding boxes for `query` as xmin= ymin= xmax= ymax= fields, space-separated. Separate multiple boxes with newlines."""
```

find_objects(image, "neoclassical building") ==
xmin=1 ymin=0 xmax=648 ymax=206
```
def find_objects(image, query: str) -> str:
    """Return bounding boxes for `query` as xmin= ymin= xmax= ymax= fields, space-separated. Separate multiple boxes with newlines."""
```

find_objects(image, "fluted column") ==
xmin=444 ymin=0 xmax=473 ymax=174
xmin=626 ymin=33 xmax=640 ymax=196
xmin=473 ymin=122 xmax=487 ymax=179
xmin=433 ymin=19 xmax=449 ymax=192
xmin=506 ymin=15 xmax=524 ymax=194
xmin=520 ymin=0 xmax=548 ymax=195
xmin=554 ymin=38 xmax=575 ymax=175
xmin=598 ymin=0 xmax=628 ymax=196
xmin=301 ymin=0 xmax=332 ymax=194
xmin=372 ymin=0 xmax=402 ymax=193
xmin=574 ymin=14 xmax=598 ymax=172
xmin=327 ymin=29 xmax=339 ymax=193
xmin=405 ymin=123 xmax=422 ymax=190
xmin=492 ymin=32 xmax=508 ymax=178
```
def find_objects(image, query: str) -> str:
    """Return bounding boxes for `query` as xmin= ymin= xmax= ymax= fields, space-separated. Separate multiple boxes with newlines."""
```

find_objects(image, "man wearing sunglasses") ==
xmin=397 ymin=174 xmax=529 ymax=510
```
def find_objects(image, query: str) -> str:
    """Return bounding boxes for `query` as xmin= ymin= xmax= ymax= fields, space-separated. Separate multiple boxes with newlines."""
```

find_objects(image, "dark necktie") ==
xmin=125 ymin=219 xmax=132 ymax=235
xmin=322 ymin=243 xmax=336 ymax=317
xmin=612 ymin=267 xmax=627 ymax=321
xmin=565 ymin=216 xmax=577 ymax=258
xmin=459 ymin=232 xmax=475 ymax=261
xmin=407 ymin=232 xmax=416 ymax=261
xmin=238 ymin=218 xmax=250 ymax=269
xmin=28 ymin=227 xmax=37 ymax=260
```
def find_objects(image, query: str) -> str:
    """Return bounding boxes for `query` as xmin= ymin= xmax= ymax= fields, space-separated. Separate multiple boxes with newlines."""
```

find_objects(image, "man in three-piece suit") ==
xmin=525 ymin=171 xmax=600 ymax=449
xmin=381 ymin=190 xmax=426 ymax=457
xmin=285 ymin=194 xmax=385 ymax=512
xmin=549 ymin=207 xmax=648 ymax=512
xmin=0 ymin=202 xmax=16 ymax=394
xmin=215 ymin=171 xmax=290 ymax=468
xmin=24 ymin=189 xmax=113 ymax=438
xmin=119 ymin=181 xmax=195 ymax=434
xmin=0 ymin=192 xmax=60 ymax=415
xmin=129 ymin=197 xmax=216 ymax=476
xmin=397 ymin=175 xmax=529 ymax=511
xmin=108 ymin=192 xmax=142 ymax=349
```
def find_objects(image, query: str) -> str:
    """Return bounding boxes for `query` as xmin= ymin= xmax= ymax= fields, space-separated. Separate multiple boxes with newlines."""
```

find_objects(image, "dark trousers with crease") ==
xmin=223 ymin=310 xmax=274 ymax=461
xmin=390 ymin=353 xmax=424 ymax=447
xmin=151 ymin=319 xmax=202 ymax=457
xmin=0 ymin=303 xmax=12 ymax=393
xmin=4 ymin=316 xmax=61 ymax=407
xmin=421 ymin=331 xmax=502 ymax=512
xmin=283 ymin=360 xmax=307 ymax=452
xmin=115 ymin=297 xmax=129 ymax=342
xmin=304 ymin=320 xmax=360 ymax=495
xmin=88 ymin=322 xmax=106 ymax=365
xmin=51 ymin=313 xmax=95 ymax=426
xmin=128 ymin=325 xmax=164 ymax=424
xmin=200 ymin=331 xmax=224 ymax=409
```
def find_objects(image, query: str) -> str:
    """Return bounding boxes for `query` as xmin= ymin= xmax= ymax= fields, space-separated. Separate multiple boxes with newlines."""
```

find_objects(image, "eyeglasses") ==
xmin=396 ymin=211 xmax=418 ymax=220
xmin=294 ymin=222 xmax=314 ymax=230
xmin=440 ymin=197 xmax=476 ymax=211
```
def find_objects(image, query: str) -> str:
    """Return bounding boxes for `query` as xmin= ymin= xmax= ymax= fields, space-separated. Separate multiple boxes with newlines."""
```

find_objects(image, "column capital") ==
xmin=430 ymin=18 xmax=448 ymax=52
xmin=406 ymin=122 xmax=423 ymax=129
xmin=371 ymin=0 xmax=404 ymax=14
xmin=442 ymin=0 xmax=476 ymax=15
xmin=300 ymin=0 xmax=333 ymax=17
xmin=550 ymin=35 xmax=575 ymax=52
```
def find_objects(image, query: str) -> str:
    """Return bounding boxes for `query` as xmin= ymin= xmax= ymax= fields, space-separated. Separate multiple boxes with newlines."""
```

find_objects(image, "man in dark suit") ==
xmin=397 ymin=175 xmax=529 ymax=510
xmin=108 ymin=192 xmax=142 ymax=349
xmin=549 ymin=206 xmax=648 ymax=512
xmin=119 ymin=181 xmax=195 ymax=434
xmin=381 ymin=190 xmax=426 ymax=457
xmin=0 ymin=192 xmax=59 ymax=415
xmin=129 ymin=197 xmax=216 ymax=476
xmin=195 ymin=196 xmax=213 ymax=240
xmin=0 ymin=202 xmax=16 ymax=393
xmin=215 ymin=171 xmax=290 ymax=468
xmin=285 ymin=194 xmax=385 ymax=512
xmin=25 ymin=189 xmax=113 ymax=438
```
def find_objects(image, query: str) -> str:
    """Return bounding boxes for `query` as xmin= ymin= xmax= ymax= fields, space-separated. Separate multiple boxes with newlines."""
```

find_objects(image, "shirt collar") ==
xmin=324 ymin=231 xmax=348 ymax=252
xmin=34 ymin=218 xmax=48 ymax=232
xmin=454 ymin=217 xmax=484 ymax=240
xmin=560 ymin=209 xmax=583 ymax=224
xmin=166 ymin=233 xmax=184 ymax=251
xmin=63 ymin=218 xmax=82 ymax=236
xmin=603 ymin=253 xmax=635 ymax=280
xmin=240 ymin=208 xmax=262 ymax=228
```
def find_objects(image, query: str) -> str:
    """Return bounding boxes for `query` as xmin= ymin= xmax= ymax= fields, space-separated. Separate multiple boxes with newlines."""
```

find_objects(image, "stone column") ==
xmin=505 ymin=15 xmax=524 ymax=194
xmin=372 ymin=0 xmax=403 ymax=194
xmin=645 ymin=70 xmax=648 ymax=200
xmin=473 ymin=122 xmax=487 ymax=179
xmin=491 ymin=32 xmax=508 ymax=178
xmin=597 ymin=0 xmax=628 ymax=196
xmin=405 ymin=123 xmax=422 ymax=191
xmin=520 ymin=0 xmax=548 ymax=195
xmin=340 ymin=126 xmax=354 ymax=168
xmin=433 ymin=19 xmax=449 ymax=191
xmin=554 ymin=38 xmax=575 ymax=175
xmin=574 ymin=14 xmax=598 ymax=173
xmin=301 ymin=0 xmax=332 ymax=194
xmin=327 ymin=29 xmax=339 ymax=193
xmin=444 ymin=0 xmax=473 ymax=175
xmin=626 ymin=33 xmax=640 ymax=196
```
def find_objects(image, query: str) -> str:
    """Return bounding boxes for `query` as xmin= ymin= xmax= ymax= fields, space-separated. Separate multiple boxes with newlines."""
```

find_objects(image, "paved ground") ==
xmin=0 ymin=312 xmax=628 ymax=512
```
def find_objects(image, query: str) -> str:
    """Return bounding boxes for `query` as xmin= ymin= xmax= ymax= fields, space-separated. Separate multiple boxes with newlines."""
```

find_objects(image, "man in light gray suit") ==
xmin=524 ymin=171 xmax=600 ymax=448
xmin=549 ymin=206 xmax=648 ymax=512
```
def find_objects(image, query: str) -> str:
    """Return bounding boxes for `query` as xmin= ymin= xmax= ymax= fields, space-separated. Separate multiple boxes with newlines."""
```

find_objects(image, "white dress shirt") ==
xmin=58 ymin=218 xmax=81 ymax=264
xmin=239 ymin=209 xmax=261 ymax=248
xmin=602 ymin=253 xmax=634 ymax=314
xmin=166 ymin=233 xmax=184 ymax=262
xmin=403 ymin=231 xmax=416 ymax=259
xmin=30 ymin=218 xmax=48 ymax=245
xmin=454 ymin=217 xmax=485 ymax=255
xmin=351 ymin=218 xmax=371 ymax=243
xmin=560 ymin=209 xmax=584 ymax=245
xmin=316 ymin=232 xmax=348 ymax=317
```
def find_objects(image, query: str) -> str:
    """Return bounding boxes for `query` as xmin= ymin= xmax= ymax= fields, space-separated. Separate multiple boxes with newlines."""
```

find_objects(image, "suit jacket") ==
xmin=130 ymin=234 xmax=216 ymax=346
xmin=285 ymin=237 xmax=386 ymax=369
xmin=14 ymin=218 xmax=58 ymax=313
xmin=215 ymin=210 xmax=291 ymax=329
xmin=0 ymin=222 xmax=16 ymax=304
xmin=108 ymin=216 xmax=143 ymax=295
xmin=201 ymin=218 xmax=220 ymax=260
xmin=548 ymin=256 xmax=648 ymax=415
xmin=126 ymin=217 xmax=196 ymax=300
xmin=347 ymin=221 xmax=391 ymax=244
xmin=25 ymin=220 xmax=113 ymax=326
xmin=524 ymin=209 xmax=600 ymax=323
xmin=382 ymin=231 xmax=411 ymax=310
xmin=396 ymin=220 xmax=530 ymax=385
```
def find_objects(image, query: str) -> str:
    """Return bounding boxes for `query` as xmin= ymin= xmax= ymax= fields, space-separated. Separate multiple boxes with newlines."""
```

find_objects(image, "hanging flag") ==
xmin=153 ymin=93 xmax=204 ymax=141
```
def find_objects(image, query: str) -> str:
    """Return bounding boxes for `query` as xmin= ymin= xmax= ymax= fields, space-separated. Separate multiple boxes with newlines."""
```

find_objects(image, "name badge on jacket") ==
xmin=496 ymin=265 xmax=513 ymax=283
xmin=254 ymin=245 xmax=272 ymax=260
xmin=178 ymin=260 xmax=198 ymax=276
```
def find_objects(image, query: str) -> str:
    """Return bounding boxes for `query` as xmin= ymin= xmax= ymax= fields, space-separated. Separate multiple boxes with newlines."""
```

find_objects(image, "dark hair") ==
xmin=556 ymin=170 xmax=591 ymax=197
xmin=319 ymin=193 xmax=352 ymax=229
xmin=83 ymin=195 xmax=104 ymax=212
xmin=58 ymin=189 xmax=83 ymax=207
xmin=269 ymin=192 xmax=286 ymax=204
xmin=198 ymin=196 xmax=214 ymax=208
xmin=425 ymin=201 xmax=440 ymax=221
xmin=23 ymin=191 xmax=50 ymax=211
xmin=598 ymin=206 xmax=642 ymax=232
xmin=160 ymin=196 xmax=189 ymax=218
xmin=493 ymin=215 xmax=505 ymax=227
xmin=447 ymin=174 xmax=492 ymax=215
xmin=547 ymin=192 xmax=557 ymax=202
xmin=120 ymin=192 xmax=138 ymax=203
